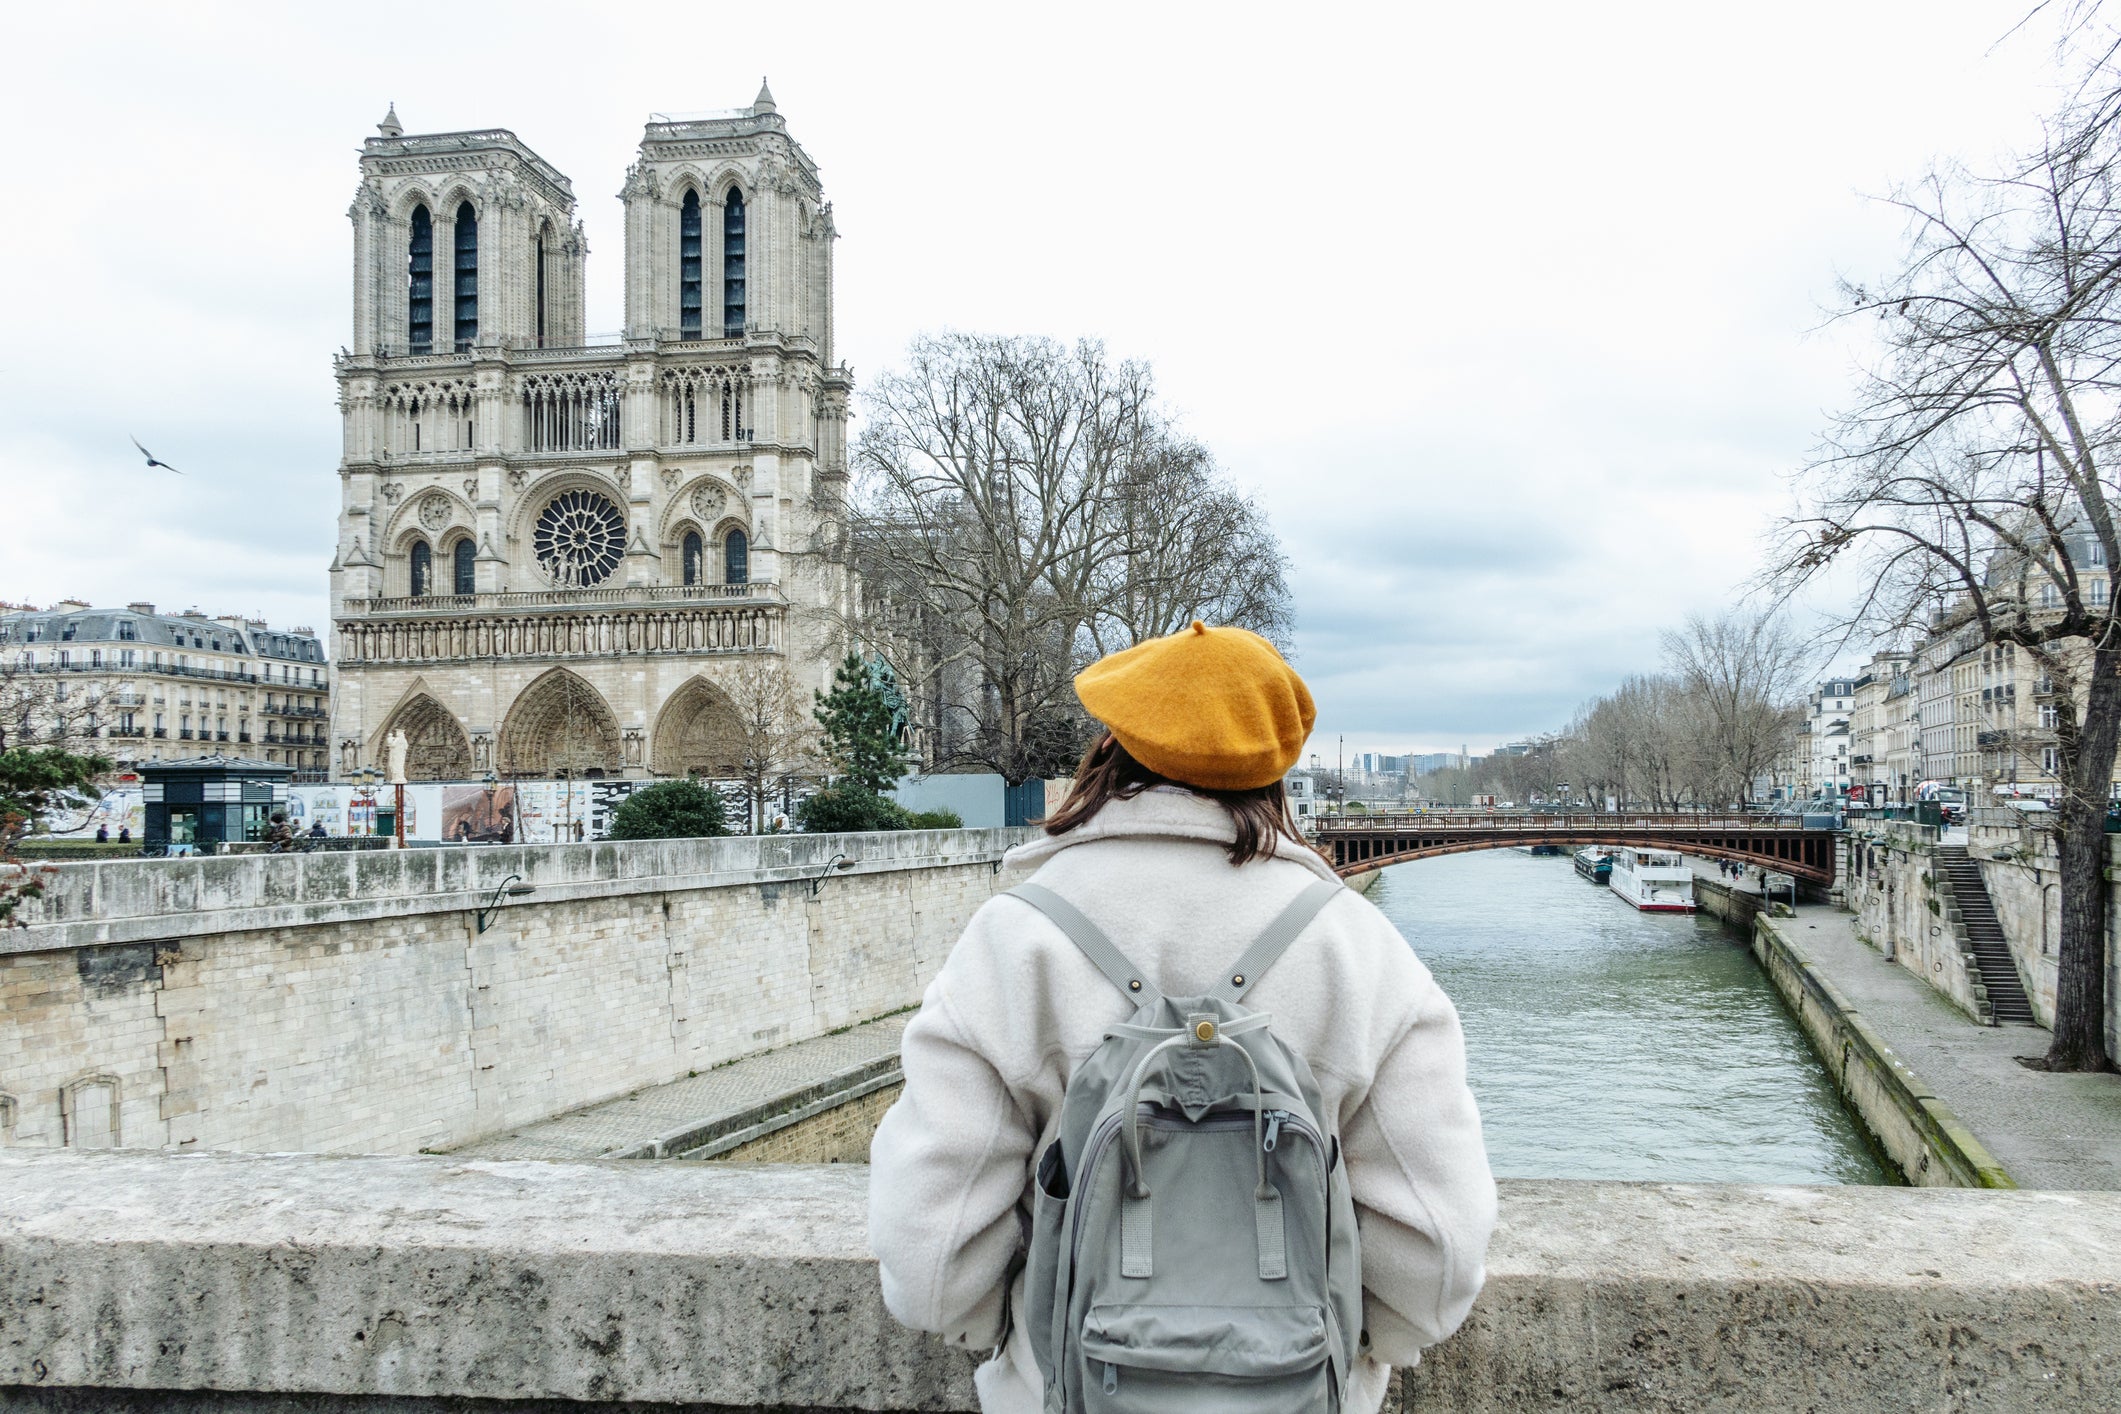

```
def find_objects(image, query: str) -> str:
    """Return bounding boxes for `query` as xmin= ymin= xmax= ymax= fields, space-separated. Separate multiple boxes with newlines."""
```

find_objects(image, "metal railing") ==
xmin=1311 ymin=812 xmax=1820 ymax=833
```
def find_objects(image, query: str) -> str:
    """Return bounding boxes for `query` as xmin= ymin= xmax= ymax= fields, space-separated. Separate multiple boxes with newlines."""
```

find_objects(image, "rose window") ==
xmin=533 ymin=490 xmax=626 ymax=587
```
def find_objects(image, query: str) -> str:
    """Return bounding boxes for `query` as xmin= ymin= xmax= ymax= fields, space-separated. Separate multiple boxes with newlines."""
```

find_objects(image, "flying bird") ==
xmin=130 ymin=436 xmax=183 ymax=474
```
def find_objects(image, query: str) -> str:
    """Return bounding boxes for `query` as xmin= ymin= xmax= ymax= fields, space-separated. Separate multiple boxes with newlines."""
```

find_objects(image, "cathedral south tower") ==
xmin=330 ymin=86 xmax=852 ymax=783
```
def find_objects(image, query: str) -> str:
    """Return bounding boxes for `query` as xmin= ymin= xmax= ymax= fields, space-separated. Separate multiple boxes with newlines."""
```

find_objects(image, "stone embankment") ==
xmin=1750 ymin=912 xmax=2015 ymax=1189
xmin=3 ymin=1150 xmax=2117 ymax=1413
xmin=0 ymin=830 xmax=1029 ymax=1157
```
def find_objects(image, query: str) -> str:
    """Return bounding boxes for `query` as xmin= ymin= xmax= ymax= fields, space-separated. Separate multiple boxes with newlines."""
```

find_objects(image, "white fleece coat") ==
xmin=867 ymin=789 xmax=1496 ymax=1413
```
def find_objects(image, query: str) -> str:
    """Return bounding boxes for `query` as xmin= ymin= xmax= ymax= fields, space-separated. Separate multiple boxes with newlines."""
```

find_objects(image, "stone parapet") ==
xmin=3 ymin=1152 xmax=2117 ymax=1412
xmin=0 ymin=831 xmax=1029 ymax=1157
xmin=7 ymin=828 xmax=1032 ymax=956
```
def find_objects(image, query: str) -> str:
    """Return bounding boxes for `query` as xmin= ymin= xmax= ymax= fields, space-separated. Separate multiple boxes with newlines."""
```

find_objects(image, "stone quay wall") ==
xmin=1751 ymin=914 xmax=2014 ymax=1189
xmin=1692 ymin=874 xmax=1763 ymax=932
xmin=0 ymin=830 xmax=1030 ymax=1157
xmin=3 ymin=1151 xmax=2117 ymax=1413
xmin=1845 ymin=819 xmax=2121 ymax=1057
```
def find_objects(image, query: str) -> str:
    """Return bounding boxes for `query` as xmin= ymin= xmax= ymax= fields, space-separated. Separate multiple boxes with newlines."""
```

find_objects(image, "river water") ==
xmin=1372 ymin=850 xmax=1892 ymax=1184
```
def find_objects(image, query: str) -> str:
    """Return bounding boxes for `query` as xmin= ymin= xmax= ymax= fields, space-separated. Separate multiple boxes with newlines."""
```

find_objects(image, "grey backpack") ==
xmin=1010 ymin=879 xmax=1363 ymax=1413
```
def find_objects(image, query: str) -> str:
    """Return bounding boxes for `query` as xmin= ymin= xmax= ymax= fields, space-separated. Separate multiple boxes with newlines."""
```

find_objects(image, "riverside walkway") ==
xmin=1687 ymin=859 xmax=2121 ymax=1189
xmin=451 ymin=1014 xmax=907 ymax=1162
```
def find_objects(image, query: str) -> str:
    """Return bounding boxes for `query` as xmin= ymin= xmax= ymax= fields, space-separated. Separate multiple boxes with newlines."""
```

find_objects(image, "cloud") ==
xmin=0 ymin=0 xmax=2070 ymax=760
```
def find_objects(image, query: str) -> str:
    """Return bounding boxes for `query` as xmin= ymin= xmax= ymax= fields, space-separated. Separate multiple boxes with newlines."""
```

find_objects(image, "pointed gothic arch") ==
xmin=375 ymin=692 xmax=472 ymax=781
xmin=500 ymin=668 xmax=622 ymax=778
xmin=651 ymin=676 xmax=748 ymax=779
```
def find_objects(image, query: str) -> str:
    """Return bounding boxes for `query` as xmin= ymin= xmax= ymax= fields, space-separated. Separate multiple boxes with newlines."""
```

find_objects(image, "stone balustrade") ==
xmin=2 ymin=1152 xmax=2116 ymax=1412
xmin=333 ymin=599 xmax=783 ymax=665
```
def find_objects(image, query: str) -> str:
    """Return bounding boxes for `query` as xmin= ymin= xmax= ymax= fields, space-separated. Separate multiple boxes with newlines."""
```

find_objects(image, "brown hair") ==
xmin=1041 ymin=734 xmax=1311 ymax=866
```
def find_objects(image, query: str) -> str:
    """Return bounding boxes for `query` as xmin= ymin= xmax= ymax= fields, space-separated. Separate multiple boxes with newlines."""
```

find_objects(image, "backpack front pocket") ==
xmin=1078 ymin=1303 xmax=1330 ymax=1413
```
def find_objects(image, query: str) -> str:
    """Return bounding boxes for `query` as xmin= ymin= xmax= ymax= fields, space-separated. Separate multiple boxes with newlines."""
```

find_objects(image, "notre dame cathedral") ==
xmin=327 ymin=83 xmax=853 ymax=781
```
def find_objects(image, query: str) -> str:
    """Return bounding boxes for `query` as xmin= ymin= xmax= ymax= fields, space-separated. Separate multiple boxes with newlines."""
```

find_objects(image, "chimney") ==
xmin=54 ymin=598 xmax=90 ymax=612
xmin=127 ymin=602 xmax=156 ymax=615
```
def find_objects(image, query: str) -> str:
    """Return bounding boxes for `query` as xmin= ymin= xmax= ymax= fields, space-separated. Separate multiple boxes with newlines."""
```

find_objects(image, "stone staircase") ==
xmin=1935 ymin=846 xmax=2038 ymax=1025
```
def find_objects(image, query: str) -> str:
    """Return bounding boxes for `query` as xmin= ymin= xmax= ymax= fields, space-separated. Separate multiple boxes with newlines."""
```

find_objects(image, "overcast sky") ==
xmin=0 ymin=2 xmax=2079 ymax=760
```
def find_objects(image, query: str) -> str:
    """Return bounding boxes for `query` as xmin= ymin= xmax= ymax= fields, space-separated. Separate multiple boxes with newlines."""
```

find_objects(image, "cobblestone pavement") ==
xmin=450 ymin=1014 xmax=909 ymax=1161
xmin=1683 ymin=850 xmax=2121 ymax=1189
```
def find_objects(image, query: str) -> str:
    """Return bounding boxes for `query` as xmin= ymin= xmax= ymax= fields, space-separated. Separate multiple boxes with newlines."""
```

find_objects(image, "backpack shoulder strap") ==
xmin=1215 ymin=879 xmax=1344 ymax=1004
xmin=1008 ymin=883 xmax=1164 ymax=1005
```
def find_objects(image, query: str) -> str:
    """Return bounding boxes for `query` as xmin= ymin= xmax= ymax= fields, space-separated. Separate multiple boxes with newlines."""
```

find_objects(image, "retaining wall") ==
xmin=0 ymin=830 xmax=1030 ymax=1157
xmin=1845 ymin=822 xmax=2121 ymax=1057
xmin=3 ymin=1151 xmax=2117 ymax=1412
xmin=1843 ymin=822 xmax=1993 ymax=1023
xmin=1692 ymin=874 xmax=1762 ymax=932
xmin=1751 ymin=914 xmax=2014 ymax=1188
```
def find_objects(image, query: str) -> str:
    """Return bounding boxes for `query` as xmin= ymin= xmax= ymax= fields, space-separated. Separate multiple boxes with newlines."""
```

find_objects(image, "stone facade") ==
xmin=330 ymin=85 xmax=852 ymax=783
xmin=0 ymin=602 xmax=327 ymax=775
xmin=0 ymin=829 xmax=1024 ymax=1155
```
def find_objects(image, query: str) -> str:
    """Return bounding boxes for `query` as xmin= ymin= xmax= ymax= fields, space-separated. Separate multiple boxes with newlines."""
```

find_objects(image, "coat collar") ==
xmin=1004 ymin=785 xmax=1343 ymax=883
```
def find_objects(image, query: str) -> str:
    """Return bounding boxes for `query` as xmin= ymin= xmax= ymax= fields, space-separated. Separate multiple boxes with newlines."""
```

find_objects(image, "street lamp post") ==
xmin=349 ymin=766 xmax=380 ymax=838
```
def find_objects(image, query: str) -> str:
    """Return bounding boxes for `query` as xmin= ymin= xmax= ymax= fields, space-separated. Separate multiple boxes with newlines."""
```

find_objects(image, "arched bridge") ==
xmin=1312 ymin=813 xmax=1839 ymax=883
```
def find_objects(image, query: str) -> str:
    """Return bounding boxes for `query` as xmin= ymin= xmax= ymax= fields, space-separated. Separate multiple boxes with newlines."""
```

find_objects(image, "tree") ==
xmin=718 ymin=659 xmax=822 ymax=833
xmin=1766 ymin=79 xmax=2121 ymax=1069
xmin=848 ymin=333 xmax=1293 ymax=785
xmin=813 ymin=653 xmax=908 ymax=794
xmin=2 ymin=745 xmax=113 ymax=926
xmin=1081 ymin=436 xmax=1293 ymax=655
xmin=0 ymin=656 xmax=108 ymax=754
xmin=607 ymin=779 xmax=733 ymax=841
xmin=1660 ymin=611 xmax=1810 ymax=808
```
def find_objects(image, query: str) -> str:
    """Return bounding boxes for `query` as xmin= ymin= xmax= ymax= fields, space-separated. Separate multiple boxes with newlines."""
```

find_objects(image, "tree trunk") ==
xmin=2050 ymin=647 xmax=2120 ymax=1072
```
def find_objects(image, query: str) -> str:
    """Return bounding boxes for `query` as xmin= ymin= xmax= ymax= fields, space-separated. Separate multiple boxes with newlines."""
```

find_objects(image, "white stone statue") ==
xmin=386 ymin=729 xmax=409 ymax=785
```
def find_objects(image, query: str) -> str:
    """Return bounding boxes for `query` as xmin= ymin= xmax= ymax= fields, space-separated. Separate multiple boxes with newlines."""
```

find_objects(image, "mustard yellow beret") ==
xmin=1075 ymin=621 xmax=1316 ymax=791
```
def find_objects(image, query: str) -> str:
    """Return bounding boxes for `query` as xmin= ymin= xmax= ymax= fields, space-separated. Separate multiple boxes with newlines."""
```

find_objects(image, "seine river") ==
xmin=1372 ymin=850 xmax=1892 ymax=1184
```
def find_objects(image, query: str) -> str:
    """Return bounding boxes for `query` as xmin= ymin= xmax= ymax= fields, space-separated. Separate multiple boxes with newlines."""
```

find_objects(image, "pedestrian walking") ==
xmin=95 ymin=824 xmax=109 ymax=843
xmin=870 ymin=621 xmax=1496 ymax=1413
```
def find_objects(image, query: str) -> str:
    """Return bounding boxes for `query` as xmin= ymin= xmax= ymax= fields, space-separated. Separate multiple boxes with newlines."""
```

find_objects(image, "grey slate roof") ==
xmin=0 ymin=607 xmax=322 ymax=662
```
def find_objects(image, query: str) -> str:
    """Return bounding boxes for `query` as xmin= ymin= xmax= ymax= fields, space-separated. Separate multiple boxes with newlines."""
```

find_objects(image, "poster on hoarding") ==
xmin=42 ymin=786 xmax=145 ymax=839
xmin=442 ymin=783 xmax=516 ymax=843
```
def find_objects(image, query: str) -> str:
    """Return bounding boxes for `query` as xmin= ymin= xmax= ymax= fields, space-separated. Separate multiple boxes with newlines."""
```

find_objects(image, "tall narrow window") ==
xmin=683 ymin=530 xmax=703 ymax=586
xmin=535 ymin=233 xmax=548 ymax=348
xmin=408 ymin=205 xmax=434 ymax=352
xmin=724 ymin=528 xmax=749 ymax=586
xmin=723 ymin=189 xmax=746 ymax=336
xmin=680 ymin=192 xmax=703 ymax=339
xmin=410 ymin=541 xmax=432 ymax=597
xmin=453 ymin=202 xmax=479 ymax=349
xmin=453 ymin=537 xmax=476 ymax=595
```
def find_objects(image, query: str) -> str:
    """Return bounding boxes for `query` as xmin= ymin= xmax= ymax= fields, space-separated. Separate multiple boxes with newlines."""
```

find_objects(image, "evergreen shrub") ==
xmin=607 ymin=780 xmax=734 ymax=840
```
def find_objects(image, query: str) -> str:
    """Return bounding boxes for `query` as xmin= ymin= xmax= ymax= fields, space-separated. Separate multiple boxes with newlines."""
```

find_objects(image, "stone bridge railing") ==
xmin=3 ymin=1152 xmax=2115 ymax=1413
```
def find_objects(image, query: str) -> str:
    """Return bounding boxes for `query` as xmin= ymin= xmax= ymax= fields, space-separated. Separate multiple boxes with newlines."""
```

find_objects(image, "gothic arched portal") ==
xmin=651 ymin=677 xmax=747 ymax=778
xmin=499 ymin=669 xmax=622 ymax=778
xmin=377 ymin=694 xmax=471 ymax=781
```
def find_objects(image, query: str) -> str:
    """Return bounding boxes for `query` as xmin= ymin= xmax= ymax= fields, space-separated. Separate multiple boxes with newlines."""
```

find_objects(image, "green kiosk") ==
xmin=141 ymin=755 xmax=294 ymax=854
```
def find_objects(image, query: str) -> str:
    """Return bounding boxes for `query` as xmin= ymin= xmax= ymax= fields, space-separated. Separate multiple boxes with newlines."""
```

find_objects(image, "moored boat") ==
xmin=1572 ymin=847 xmax=1612 ymax=884
xmin=1608 ymin=847 xmax=1695 ymax=912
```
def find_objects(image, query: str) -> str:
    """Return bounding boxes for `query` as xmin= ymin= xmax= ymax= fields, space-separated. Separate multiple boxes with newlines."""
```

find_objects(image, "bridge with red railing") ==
xmin=1309 ymin=811 xmax=1839 ymax=883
